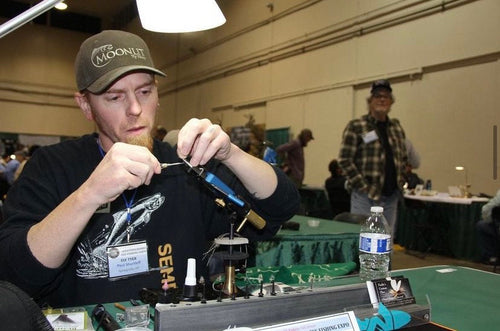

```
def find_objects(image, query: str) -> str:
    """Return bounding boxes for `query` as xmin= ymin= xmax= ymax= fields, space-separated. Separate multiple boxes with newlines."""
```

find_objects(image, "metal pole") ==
xmin=494 ymin=125 xmax=498 ymax=180
xmin=0 ymin=0 xmax=62 ymax=39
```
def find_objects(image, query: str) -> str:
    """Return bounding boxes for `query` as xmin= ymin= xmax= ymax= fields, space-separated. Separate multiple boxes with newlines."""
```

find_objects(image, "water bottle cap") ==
xmin=371 ymin=206 xmax=384 ymax=213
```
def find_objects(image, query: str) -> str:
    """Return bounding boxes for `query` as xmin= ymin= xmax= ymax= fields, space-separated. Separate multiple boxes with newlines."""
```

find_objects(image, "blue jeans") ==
xmin=351 ymin=190 xmax=400 ymax=238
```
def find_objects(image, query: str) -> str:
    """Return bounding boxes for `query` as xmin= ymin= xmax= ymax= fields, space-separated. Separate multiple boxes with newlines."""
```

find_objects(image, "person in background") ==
xmin=405 ymin=139 xmax=420 ymax=169
xmin=0 ymin=153 xmax=9 ymax=179
xmin=0 ymin=141 xmax=5 ymax=158
xmin=324 ymin=159 xmax=350 ymax=218
xmin=13 ymin=145 xmax=41 ymax=182
xmin=262 ymin=141 xmax=278 ymax=165
xmin=476 ymin=189 xmax=500 ymax=264
xmin=338 ymin=79 xmax=407 ymax=236
xmin=275 ymin=129 xmax=314 ymax=188
xmin=3 ymin=150 xmax=25 ymax=185
xmin=0 ymin=30 xmax=300 ymax=308
xmin=0 ymin=153 xmax=8 ymax=168
xmin=402 ymin=138 xmax=423 ymax=191
xmin=152 ymin=125 xmax=167 ymax=141
xmin=163 ymin=129 xmax=180 ymax=146
xmin=0 ymin=154 xmax=10 ymax=201
xmin=402 ymin=163 xmax=424 ymax=190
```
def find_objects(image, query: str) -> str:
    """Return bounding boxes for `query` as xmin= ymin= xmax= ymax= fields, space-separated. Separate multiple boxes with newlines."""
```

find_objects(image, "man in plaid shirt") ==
xmin=338 ymin=80 xmax=407 ymax=235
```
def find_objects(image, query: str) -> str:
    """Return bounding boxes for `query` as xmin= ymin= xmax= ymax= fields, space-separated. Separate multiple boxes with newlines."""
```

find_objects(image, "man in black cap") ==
xmin=276 ymin=128 xmax=314 ymax=188
xmin=338 ymin=80 xmax=407 ymax=236
xmin=0 ymin=30 xmax=299 ymax=307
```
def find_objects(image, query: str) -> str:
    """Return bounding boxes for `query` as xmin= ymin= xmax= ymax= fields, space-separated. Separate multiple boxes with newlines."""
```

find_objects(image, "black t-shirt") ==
xmin=376 ymin=121 xmax=398 ymax=196
xmin=0 ymin=134 xmax=299 ymax=307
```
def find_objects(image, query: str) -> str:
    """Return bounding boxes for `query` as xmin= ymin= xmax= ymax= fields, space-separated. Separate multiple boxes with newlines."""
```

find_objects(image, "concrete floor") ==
xmin=391 ymin=244 xmax=496 ymax=273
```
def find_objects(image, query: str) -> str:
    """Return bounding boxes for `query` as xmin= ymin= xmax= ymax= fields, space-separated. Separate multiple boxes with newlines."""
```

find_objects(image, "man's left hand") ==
xmin=176 ymin=118 xmax=232 ymax=166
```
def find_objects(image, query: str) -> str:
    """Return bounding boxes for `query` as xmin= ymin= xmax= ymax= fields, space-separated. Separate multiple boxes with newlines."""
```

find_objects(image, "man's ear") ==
xmin=74 ymin=92 xmax=93 ymax=121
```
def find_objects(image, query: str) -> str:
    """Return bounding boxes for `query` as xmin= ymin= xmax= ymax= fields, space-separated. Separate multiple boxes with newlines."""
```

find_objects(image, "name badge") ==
xmin=362 ymin=130 xmax=378 ymax=144
xmin=107 ymin=241 xmax=149 ymax=279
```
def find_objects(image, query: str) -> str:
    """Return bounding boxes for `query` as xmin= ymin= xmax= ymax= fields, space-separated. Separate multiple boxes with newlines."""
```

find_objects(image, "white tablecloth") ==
xmin=404 ymin=192 xmax=489 ymax=205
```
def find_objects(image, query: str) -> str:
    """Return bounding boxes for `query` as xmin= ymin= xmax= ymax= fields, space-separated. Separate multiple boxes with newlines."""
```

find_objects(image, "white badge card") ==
xmin=107 ymin=241 xmax=149 ymax=279
xmin=362 ymin=130 xmax=378 ymax=144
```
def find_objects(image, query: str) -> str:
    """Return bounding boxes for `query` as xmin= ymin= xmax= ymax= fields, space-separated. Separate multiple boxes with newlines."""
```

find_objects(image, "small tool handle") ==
xmin=91 ymin=304 xmax=121 ymax=331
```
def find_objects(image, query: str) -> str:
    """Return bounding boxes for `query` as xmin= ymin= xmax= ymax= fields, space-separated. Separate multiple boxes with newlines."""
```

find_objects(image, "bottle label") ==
xmin=359 ymin=233 xmax=391 ymax=254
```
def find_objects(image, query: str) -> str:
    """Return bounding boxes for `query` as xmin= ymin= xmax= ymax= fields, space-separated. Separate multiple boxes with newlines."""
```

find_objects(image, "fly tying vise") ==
xmin=161 ymin=158 xmax=266 ymax=232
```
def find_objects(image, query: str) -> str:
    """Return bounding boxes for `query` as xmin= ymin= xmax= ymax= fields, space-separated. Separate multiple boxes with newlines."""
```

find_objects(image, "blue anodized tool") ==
xmin=181 ymin=158 xmax=266 ymax=231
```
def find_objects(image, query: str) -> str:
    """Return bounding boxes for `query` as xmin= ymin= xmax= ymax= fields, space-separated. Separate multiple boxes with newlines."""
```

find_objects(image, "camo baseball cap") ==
xmin=75 ymin=30 xmax=166 ymax=94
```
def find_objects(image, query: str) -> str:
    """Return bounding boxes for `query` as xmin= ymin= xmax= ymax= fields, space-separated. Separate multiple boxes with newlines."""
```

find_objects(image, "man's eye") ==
xmin=106 ymin=94 xmax=121 ymax=102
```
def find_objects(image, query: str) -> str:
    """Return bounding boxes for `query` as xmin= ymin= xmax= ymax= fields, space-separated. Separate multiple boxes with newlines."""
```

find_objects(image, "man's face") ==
xmin=368 ymin=89 xmax=393 ymax=120
xmin=303 ymin=136 xmax=313 ymax=147
xmin=82 ymin=72 xmax=159 ymax=151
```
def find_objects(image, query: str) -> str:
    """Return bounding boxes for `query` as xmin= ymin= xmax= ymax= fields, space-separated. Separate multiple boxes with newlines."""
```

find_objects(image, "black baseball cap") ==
xmin=75 ymin=30 xmax=166 ymax=93
xmin=300 ymin=129 xmax=314 ymax=140
xmin=370 ymin=79 xmax=392 ymax=94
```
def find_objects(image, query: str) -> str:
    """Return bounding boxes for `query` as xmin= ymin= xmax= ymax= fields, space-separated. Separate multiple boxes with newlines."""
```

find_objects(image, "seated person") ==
xmin=476 ymin=190 xmax=500 ymax=264
xmin=0 ymin=30 xmax=300 ymax=308
xmin=325 ymin=159 xmax=350 ymax=218
xmin=402 ymin=164 xmax=424 ymax=190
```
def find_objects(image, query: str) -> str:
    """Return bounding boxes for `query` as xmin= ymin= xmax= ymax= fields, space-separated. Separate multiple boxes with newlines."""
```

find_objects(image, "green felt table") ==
xmin=253 ymin=215 xmax=360 ymax=267
xmin=317 ymin=265 xmax=500 ymax=331
xmin=389 ymin=265 xmax=500 ymax=331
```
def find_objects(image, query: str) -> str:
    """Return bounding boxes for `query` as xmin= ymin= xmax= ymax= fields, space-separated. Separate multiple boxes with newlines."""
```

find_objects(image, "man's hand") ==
xmin=177 ymin=118 xmax=232 ymax=166
xmin=176 ymin=118 xmax=279 ymax=200
xmin=83 ymin=142 xmax=161 ymax=205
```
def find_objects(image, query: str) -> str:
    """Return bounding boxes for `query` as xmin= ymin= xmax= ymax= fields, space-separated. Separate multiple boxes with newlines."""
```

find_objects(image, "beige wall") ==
xmin=1 ymin=0 xmax=499 ymax=194
xmin=0 ymin=23 xmax=94 ymax=136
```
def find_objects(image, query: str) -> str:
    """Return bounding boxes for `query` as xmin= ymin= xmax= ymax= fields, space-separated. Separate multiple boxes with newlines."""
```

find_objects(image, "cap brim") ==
xmin=86 ymin=65 xmax=166 ymax=94
xmin=371 ymin=86 xmax=392 ymax=94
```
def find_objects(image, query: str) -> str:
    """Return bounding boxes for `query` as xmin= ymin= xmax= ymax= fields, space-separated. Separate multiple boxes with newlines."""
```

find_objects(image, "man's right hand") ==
xmin=82 ymin=142 xmax=161 ymax=206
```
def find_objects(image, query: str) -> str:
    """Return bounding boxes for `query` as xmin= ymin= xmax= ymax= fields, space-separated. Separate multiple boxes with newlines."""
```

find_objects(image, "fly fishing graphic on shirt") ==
xmin=76 ymin=193 xmax=165 ymax=279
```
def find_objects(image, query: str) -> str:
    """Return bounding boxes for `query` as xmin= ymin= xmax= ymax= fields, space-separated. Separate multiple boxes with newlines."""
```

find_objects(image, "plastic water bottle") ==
xmin=359 ymin=206 xmax=392 ymax=281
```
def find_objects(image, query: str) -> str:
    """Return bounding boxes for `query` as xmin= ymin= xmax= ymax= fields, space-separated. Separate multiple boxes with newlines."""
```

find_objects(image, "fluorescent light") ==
xmin=136 ymin=0 xmax=226 ymax=33
xmin=55 ymin=1 xmax=67 ymax=10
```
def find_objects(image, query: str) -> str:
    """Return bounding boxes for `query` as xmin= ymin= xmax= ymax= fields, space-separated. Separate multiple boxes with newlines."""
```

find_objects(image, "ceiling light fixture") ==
xmin=136 ymin=0 xmax=226 ymax=33
xmin=55 ymin=1 xmax=67 ymax=10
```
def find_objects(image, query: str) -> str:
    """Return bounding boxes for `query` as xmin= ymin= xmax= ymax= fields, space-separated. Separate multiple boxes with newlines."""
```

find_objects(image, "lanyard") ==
xmin=121 ymin=189 xmax=138 ymax=243
xmin=97 ymin=140 xmax=137 ymax=242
